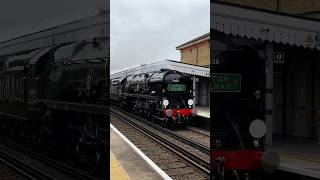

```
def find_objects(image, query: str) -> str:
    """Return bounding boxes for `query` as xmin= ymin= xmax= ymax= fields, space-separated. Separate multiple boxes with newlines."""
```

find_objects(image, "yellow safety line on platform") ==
xmin=110 ymin=151 xmax=129 ymax=180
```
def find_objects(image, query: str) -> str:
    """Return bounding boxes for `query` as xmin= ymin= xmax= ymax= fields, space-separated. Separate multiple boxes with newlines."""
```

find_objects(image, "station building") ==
xmin=176 ymin=33 xmax=210 ymax=107
xmin=212 ymin=1 xmax=320 ymax=145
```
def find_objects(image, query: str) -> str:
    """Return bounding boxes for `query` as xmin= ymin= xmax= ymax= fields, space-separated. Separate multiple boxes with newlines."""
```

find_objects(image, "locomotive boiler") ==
xmin=111 ymin=70 xmax=196 ymax=128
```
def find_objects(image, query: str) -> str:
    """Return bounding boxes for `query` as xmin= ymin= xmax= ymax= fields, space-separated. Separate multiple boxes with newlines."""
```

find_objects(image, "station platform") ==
xmin=195 ymin=105 xmax=210 ymax=118
xmin=110 ymin=124 xmax=169 ymax=180
xmin=272 ymin=138 xmax=320 ymax=179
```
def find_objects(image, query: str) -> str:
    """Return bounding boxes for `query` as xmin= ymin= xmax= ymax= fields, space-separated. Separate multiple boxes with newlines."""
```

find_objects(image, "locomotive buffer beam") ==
xmin=39 ymin=100 xmax=107 ymax=115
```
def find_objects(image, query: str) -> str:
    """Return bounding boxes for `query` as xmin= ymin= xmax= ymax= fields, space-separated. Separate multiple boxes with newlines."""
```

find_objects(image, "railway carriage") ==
xmin=111 ymin=70 xmax=196 ymax=128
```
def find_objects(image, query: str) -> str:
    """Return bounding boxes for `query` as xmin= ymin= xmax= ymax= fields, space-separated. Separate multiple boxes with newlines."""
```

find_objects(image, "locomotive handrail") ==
xmin=224 ymin=111 xmax=244 ymax=148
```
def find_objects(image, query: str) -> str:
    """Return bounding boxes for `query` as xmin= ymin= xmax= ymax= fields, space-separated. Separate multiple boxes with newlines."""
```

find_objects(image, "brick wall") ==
xmin=220 ymin=0 xmax=277 ymax=11
xmin=180 ymin=40 xmax=210 ymax=67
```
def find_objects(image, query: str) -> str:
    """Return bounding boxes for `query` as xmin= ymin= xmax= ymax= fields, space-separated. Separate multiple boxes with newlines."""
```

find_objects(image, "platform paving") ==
xmin=110 ymin=125 xmax=163 ymax=180
xmin=195 ymin=105 xmax=210 ymax=118
xmin=272 ymin=138 xmax=320 ymax=179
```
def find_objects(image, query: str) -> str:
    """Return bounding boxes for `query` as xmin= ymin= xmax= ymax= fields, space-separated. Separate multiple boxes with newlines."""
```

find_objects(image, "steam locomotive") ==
xmin=0 ymin=37 xmax=109 ymax=175
xmin=111 ymin=70 xmax=196 ymax=128
xmin=211 ymin=30 xmax=279 ymax=179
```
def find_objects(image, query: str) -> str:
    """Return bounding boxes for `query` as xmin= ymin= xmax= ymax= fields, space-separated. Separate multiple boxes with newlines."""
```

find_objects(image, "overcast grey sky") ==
xmin=111 ymin=0 xmax=209 ymax=73
xmin=0 ymin=0 xmax=107 ymax=42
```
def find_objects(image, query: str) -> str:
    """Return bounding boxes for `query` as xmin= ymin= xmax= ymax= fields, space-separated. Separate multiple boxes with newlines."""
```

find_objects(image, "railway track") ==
xmin=110 ymin=107 xmax=210 ymax=179
xmin=0 ymin=161 xmax=29 ymax=180
xmin=111 ymin=106 xmax=210 ymax=153
xmin=0 ymin=112 xmax=104 ymax=180
xmin=0 ymin=143 xmax=53 ymax=180
xmin=186 ymin=126 xmax=210 ymax=137
xmin=0 ymin=137 xmax=101 ymax=180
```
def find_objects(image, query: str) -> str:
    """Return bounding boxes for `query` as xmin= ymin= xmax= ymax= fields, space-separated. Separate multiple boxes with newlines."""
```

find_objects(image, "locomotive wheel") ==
xmin=73 ymin=114 xmax=101 ymax=165
xmin=36 ymin=110 xmax=53 ymax=147
xmin=182 ymin=116 xmax=188 ymax=128
xmin=167 ymin=118 xmax=175 ymax=129
xmin=68 ymin=131 xmax=81 ymax=166
xmin=161 ymin=118 xmax=166 ymax=127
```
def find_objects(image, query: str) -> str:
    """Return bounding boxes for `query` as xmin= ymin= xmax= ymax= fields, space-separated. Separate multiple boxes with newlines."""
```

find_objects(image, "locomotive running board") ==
xmin=39 ymin=100 xmax=107 ymax=115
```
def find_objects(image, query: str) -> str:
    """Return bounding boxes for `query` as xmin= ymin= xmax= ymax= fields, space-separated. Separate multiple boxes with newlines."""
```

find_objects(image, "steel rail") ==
xmin=0 ymin=146 xmax=54 ymax=180
xmin=0 ymin=112 xmax=102 ymax=180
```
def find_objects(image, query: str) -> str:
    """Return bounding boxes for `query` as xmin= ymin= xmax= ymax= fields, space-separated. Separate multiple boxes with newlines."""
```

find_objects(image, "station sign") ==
xmin=273 ymin=52 xmax=284 ymax=64
xmin=212 ymin=73 xmax=241 ymax=92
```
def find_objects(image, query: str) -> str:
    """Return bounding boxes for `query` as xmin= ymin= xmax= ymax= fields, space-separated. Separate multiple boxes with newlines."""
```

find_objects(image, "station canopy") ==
xmin=211 ymin=2 xmax=320 ymax=49
xmin=111 ymin=60 xmax=209 ymax=80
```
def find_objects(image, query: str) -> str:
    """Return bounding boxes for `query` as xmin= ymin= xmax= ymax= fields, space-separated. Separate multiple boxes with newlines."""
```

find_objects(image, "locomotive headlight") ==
xmin=249 ymin=119 xmax=266 ymax=138
xmin=187 ymin=99 xmax=194 ymax=106
xmin=165 ymin=109 xmax=173 ymax=117
xmin=163 ymin=99 xmax=169 ymax=107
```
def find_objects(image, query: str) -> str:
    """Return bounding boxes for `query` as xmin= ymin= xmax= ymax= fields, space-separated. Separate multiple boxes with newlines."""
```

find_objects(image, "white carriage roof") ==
xmin=211 ymin=2 xmax=320 ymax=49
xmin=110 ymin=60 xmax=209 ymax=80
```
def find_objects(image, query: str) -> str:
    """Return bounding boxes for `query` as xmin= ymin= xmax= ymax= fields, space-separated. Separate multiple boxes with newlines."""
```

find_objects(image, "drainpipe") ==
xmin=275 ymin=0 xmax=279 ymax=11
xmin=196 ymin=47 xmax=199 ymax=65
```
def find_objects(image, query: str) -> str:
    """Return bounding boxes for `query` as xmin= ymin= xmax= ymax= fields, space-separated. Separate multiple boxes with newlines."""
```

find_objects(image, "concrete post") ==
xmin=265 ymin=42 xmax=274 ymax=149
xmin=193 ymin=76 xmax=196 ymax=109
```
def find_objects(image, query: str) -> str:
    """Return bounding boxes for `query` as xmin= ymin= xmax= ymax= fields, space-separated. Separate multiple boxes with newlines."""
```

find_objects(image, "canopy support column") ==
xmin=265 ymin=42 xmax=274 ymax=149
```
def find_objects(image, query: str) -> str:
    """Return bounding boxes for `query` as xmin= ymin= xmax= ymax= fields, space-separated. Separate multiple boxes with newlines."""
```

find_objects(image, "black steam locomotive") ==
xmin=0 ymin=37 xmax=109 ymax=175
xmin=210 ymin=30 xmax=279 ymax=180
xmin=111 ymin=70 xmax=196 ymax=128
